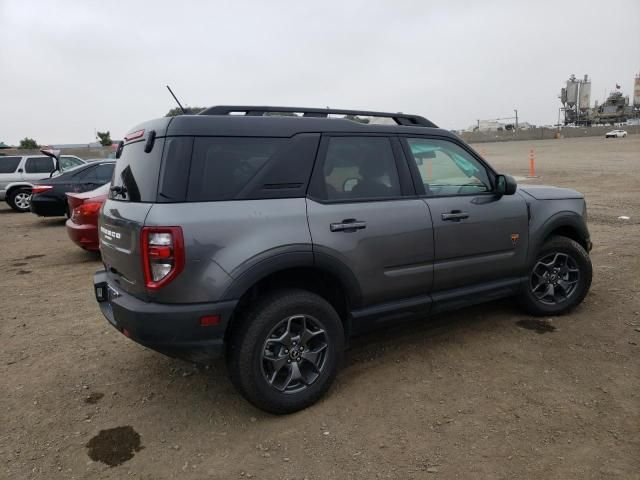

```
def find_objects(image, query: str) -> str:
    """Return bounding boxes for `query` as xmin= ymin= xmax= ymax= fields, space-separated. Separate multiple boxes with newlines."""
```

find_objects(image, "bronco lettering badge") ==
xmin=511 ymin=233 xmax=520 ymax=246
xmin=100 ymin=226 xmax=121 ymax=240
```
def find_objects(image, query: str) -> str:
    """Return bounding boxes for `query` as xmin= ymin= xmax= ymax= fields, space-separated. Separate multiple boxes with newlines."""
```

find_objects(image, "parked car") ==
xmin=0 ymin=154 xmax=86 ymax=211
xmin=93 ymin=106 xmax=593 ymax=414
xmin=30 ymin=160 xmax=114 ymax=217
xmin=66 ymin=183 xmax=109 ymax=251
xmin=605 ymin=129 xmax=627 ymax=138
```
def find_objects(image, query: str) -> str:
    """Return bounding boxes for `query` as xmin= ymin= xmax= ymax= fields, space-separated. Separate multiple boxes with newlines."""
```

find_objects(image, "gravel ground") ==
xmin=1 ymin=135 xmax=639 ymax=479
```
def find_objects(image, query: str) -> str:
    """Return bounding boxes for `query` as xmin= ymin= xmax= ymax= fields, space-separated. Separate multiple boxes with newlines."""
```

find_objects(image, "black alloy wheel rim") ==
xmin=530 ymin=252 xmax=580 ymax=305
xmin=261 ymin=314 xmax=329 ymax=394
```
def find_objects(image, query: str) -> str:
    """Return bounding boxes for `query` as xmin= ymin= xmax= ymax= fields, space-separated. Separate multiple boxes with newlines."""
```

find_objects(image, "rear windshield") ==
xmin=187 ymin=137 xmax=284 ymax=201
xmin=110 ymin=138 xmax=165 ymax=202
xmin=0 ymin=156 xmax=21 ymax=173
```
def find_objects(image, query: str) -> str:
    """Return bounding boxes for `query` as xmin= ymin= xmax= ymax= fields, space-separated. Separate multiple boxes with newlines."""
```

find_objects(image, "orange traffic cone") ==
xmin=527 ymin=148 xmax=538 ymax=178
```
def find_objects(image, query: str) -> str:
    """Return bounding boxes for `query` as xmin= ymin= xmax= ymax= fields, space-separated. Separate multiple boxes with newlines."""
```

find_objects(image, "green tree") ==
xmin=165 ymin=106 xmax=205 ymax=117
xmin=19 ymin=137 xmax=39 ymax=149
xmin=97 ymin=131 xmax=112 ymax=146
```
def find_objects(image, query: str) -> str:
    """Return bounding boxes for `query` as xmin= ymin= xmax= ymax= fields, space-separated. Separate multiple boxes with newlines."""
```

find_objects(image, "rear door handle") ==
xmin=330 ymin=219 xmax=367 ymax=232
xmin=441 ymin=211 xmax=469 ymax=221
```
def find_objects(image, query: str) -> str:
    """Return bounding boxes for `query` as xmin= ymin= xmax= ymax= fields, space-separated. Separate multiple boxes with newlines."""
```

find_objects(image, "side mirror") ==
xmin=495 ymin=174 xmax=517 ymax=195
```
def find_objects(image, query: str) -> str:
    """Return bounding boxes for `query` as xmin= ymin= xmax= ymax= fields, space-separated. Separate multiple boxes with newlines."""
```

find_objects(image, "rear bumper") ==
xmin=93 ymin=270 xmax=237 ymax=363
xmin=30 ymin=195 xmax=66 ymax=216
xmin=66 ymin=219 xmax=99 ymax=251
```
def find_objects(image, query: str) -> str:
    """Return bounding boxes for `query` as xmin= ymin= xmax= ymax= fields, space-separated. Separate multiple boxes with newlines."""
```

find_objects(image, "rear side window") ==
xmin=60 ymin=156 xmax=84 ymax=171
xmin=187 ymin=137 xmax=284 ymax=201
xmin=25 ymin=157 xmax=54 ymax=173
xmin=320 ymin=136 xmax=400 ymax=201
xmin=110 ymin=138 xmax=165 ymax=202
xmin=0 ymin=156 xmax=21 ymax=173
xmin=93 ymin=164 xmax=115 ymax=182
xmin=77 ymin=163 xmax=114 ymax=182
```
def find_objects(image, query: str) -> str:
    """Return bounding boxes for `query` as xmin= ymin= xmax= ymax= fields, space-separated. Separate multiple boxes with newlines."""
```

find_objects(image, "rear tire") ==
xmin=228 ymin=289 xmax=344 ymax=414
xmin=519 ymin=235 xmax=592 ymax=316
xmin=8 ymin=188 xmax=32 ymax=212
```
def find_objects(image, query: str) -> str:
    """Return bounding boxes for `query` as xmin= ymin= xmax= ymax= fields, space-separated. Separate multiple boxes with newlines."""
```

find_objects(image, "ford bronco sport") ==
xmin=94 ymin=106 xmax=592 ymax=413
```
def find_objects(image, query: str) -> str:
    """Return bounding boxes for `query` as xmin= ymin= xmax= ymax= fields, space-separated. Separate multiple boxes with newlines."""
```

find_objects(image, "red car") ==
xmin=66 ymin=183 xmax=109 ymax=251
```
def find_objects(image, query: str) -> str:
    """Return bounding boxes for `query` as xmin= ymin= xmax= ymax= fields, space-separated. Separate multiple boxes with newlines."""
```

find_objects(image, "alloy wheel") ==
xmin=530 ymin=252 xmax=580 ymax=305
xmin=261 ymin=314 xmax=328 ymax=394
xmin=14 ymin=192 xmax=31 ymax=210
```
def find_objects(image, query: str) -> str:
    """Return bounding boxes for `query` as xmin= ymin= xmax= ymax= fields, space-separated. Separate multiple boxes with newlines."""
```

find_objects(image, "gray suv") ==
xmin=93 ymin=106 xmax=592 ymax=413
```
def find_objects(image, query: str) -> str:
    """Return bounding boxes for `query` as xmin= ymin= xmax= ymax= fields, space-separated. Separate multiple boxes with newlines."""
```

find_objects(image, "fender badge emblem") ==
xmin=511 ymin=233 xmax=520 ymax=246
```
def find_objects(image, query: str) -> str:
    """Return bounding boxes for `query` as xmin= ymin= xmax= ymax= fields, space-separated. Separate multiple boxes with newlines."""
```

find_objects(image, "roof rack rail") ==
xmin=198 ymin=105 xmax=437 ymax=128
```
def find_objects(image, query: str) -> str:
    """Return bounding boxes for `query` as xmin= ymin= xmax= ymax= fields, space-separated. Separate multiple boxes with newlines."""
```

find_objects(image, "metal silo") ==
xmin=566 ymin=75 xmax=579 ymax=107
xmin=560 ymin=87 xmax=567 ymax=105
xmin=579 ymin=75 xmax=591 ymax=110
xmin=634 ymin=74 xmax=640 ymax=106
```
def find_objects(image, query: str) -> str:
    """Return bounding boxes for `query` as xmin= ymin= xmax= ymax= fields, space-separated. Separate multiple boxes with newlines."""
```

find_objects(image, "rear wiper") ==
xmin=110 ymin=185 xmax=128 ymax=197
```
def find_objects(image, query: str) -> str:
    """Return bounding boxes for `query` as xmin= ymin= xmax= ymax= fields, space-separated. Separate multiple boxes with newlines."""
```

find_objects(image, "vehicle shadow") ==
xmin=0 ymin=207 xmax=22 ymax=214
xmin=344 ymin=299 xmax=518 ymax=367
xmin=102 ymin=299 xmax=523 ymax=418
xmin=31 ymin=217 xmax=67 ymax=227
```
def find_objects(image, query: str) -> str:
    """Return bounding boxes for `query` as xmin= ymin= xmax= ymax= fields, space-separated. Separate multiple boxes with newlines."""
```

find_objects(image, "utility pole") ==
xmin=477 ymin=119 xmax=480 ymax=131
xmin=514 ymin=109 xmax=518 ymax=130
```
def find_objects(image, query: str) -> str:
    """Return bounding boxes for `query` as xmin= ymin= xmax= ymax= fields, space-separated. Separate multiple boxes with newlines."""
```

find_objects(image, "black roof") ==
xmin=127 ymin=106 xmax=455 ymax=140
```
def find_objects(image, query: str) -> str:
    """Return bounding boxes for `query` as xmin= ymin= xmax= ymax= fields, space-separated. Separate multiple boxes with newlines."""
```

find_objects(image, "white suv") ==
xmin=0 ymin=155 xmax=85 ymax=212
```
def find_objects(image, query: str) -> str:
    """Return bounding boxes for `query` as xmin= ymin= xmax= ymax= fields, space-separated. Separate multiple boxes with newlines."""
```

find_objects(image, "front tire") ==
xmin=8 ymin=188 xmax=32 ymax=212
xmin=519 ymin=235 xmax=592 ymax=316
xmin=228 ymin=289 xmax=344 ymax=414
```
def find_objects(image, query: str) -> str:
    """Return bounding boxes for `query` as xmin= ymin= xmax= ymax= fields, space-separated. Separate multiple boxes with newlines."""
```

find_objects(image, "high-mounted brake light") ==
xmin=32 ymin=185 xmax=53 ymax=194
xmin=141 ymin=226 xmax=184 ymax=290
xmin=124 ymin=129 xmax=145 ymax=142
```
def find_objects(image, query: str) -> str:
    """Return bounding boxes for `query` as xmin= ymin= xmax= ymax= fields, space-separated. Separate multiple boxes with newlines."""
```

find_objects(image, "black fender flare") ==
xmin=531 ymin=211 xmax=590 ymax=261
xmin=220 ymin=249 xmax=363 ymax=308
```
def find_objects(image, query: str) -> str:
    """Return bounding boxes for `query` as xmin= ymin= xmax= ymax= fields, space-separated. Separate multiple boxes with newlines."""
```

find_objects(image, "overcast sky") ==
xmin=1 ymin=0 xmax=639 ymax=145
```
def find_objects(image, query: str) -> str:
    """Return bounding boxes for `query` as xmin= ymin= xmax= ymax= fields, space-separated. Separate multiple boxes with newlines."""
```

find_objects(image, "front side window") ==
xmin=405 ymin=138 xmax=491 ymax=196
xmin=25 ymin=157 xmax=54 ymax=174
xmin=321 ymin=136 xmax=400 ymax=201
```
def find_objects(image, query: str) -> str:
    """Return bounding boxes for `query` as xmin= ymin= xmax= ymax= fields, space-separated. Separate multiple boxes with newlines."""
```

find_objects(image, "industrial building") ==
xmin=559 ymin=73 xmax=640 ymax=125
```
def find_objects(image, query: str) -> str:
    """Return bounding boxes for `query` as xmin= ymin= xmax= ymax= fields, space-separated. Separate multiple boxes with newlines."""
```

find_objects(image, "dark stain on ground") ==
xmin=24 ymin=254 xmax=45 ymax=259
xmin=516 ymin=319 xmax=557 ymax=334
xmin=17 ymin=270 xmax=31 ymax=275
xmin=84 ymin=392 xmax=104 ymax=404
xmin=86 ymin=426 xmax=143 ymax=466
xmin=11 ymin=262 xmax=28 ymax=267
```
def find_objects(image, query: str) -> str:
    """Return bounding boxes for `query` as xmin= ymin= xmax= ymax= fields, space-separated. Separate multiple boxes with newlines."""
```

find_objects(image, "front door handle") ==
xmin=441 ymin=211 xmax=469 ymax=221
xmin=330 ymin=219 xmax=367 ymax=232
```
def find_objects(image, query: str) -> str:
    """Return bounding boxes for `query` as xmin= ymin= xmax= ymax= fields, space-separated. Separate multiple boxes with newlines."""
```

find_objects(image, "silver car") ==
xmin=0 ymin=154 xmax=85 ymax=211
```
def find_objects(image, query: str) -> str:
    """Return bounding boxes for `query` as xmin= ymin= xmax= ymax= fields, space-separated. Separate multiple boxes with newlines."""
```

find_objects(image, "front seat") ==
xmin=351 ymin=157 xmax=395 ymax=198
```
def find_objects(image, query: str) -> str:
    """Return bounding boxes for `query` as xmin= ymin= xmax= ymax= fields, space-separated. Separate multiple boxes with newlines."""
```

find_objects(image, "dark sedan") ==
xmin=30 ymin=161 xmax=115 ymax=217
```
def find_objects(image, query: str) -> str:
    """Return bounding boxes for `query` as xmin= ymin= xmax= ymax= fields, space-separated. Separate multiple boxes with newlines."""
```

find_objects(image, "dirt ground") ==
xmin=1 ymin=135 xmax=639 ymax=480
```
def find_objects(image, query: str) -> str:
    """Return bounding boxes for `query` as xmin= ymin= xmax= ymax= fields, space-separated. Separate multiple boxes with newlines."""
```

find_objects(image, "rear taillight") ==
xmin=32 ymin=185 xmax=53 ymax=194
xmin=141 ymin=227 xmax=184 ymax=290
xmin=72 ymin=201 xmax=102 ymax=224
